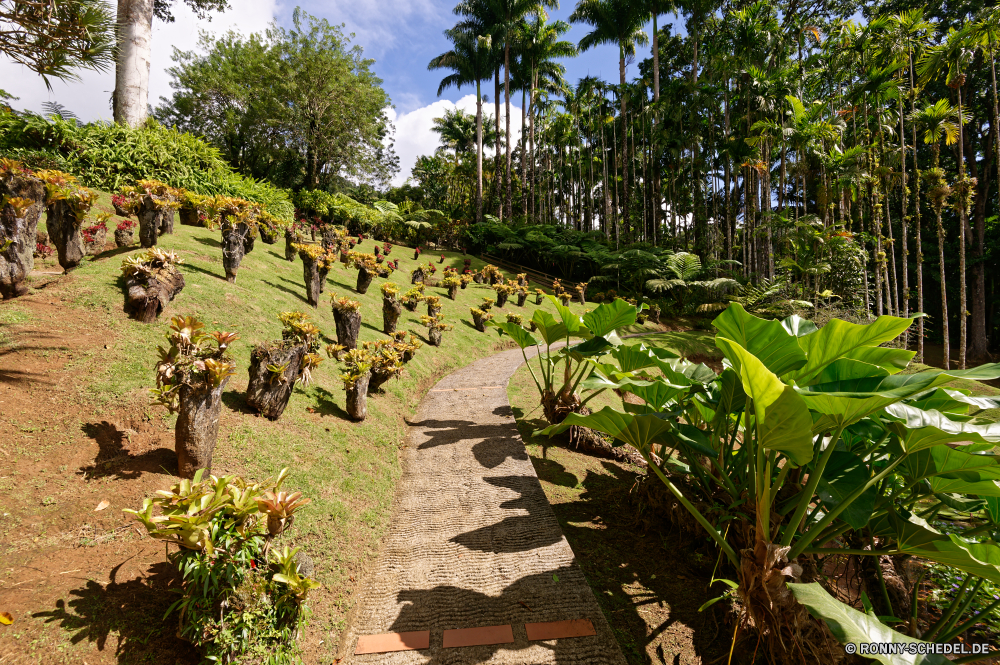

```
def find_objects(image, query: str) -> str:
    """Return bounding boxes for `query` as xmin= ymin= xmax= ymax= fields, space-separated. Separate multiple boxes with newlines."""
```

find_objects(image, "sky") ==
xmin=1 ymin=0 xmax=675 ymax=186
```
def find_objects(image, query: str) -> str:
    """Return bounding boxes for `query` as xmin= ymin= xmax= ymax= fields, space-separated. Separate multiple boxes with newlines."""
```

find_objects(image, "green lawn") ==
xmin=13 ymin=206 xmax=621 ymax=662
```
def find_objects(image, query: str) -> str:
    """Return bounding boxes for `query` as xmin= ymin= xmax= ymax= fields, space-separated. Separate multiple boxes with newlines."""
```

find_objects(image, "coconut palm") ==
xmin=428 ymin=28 xmax=496 ymax=223
xmin=570 ymin=0 xmax=649 ymax=230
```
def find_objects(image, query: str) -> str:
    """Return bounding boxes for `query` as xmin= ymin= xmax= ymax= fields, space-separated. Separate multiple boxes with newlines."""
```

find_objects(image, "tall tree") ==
xmin=570 ymin=0 xmax=648 ymax=232
xmin=429 ymin=29 xmax=496 ymax=223
xmin=114 ymin=0 xmax=230 ymax=127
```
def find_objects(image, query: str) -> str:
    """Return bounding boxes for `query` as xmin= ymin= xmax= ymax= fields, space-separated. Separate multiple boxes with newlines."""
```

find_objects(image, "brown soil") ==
xmin=1 ymin=275 xmax=192 ymax=664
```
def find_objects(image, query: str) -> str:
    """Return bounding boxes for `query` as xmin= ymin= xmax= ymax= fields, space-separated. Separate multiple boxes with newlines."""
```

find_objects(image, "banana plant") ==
xmin=539 ymin=303 xmax=1000 ymax=650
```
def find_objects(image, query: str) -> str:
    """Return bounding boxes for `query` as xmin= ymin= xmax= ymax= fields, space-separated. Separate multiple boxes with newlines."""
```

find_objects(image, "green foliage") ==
xmin=0 ymin=109 xmax=293 ymax=219
xmin=125 ymin=468 xmax=317 ymax=663
xmin=537 ymin=303 xmax=1000 ymax=653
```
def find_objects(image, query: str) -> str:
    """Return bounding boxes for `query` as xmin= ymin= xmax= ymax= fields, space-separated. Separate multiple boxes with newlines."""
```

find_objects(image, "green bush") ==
xmin=0 ymin=111 xmax=293 ymax=220
xmin=126 ymin=469 xmax=318 ymax=663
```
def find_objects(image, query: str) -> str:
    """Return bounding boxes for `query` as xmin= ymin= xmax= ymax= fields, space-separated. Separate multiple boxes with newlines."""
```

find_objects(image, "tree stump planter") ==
xmin=242 ymin=226 xmax=256 ymax=255
xmin=649 ymin=307 xmax=661 ymax=324
xmin=559 ymin=294 xmax=571 ymax=307
xmin=383 ymin=297 xmax=402 ymax=334
xmin=429 ymin=327 xmax=442 ymax=346
xmin=472 ymin=311 xmax=489 ymax=332
xmin=284 ymin=229 xmax=298 ymax=261
xmin=179 ymin=205 xmax=199 ymax=226
xmin=0 ymin=177 xmax=44 ymax=299
xmin=123 ymin=265 xmax=185 ymax=323
xmin=137 ymin=196 xmax=164 ymax=248
xmin=356 ymin=267 xmax=375 ymax=294
xmin=403 ymin=298 xmax=419 ymax=312
xmin=447 ymin=284 xmax=458 ymax=300
xmin=369 ymin=368 xmax=398 ymax=393
xmin=637 ymin=313 xmax=648 ymax=324
xmin=340 ymin=250 xmax=350 ymax=265
xmin=535 ymin=293 xmax=544 ymax=305
xmin=175 ymin=377 xmax=230 ymax=479
xmin=246 ymin=340 xmax=307 ymax=420
xmin=528 ymin=321 xmax=537 ymax=332
xmin=410 ymin=267 xmax=424 ymax=284
xmin=345 ymin=371 xmax=371 ymax=421
xmin=473 ymin=273 xmax=484 ymax=284
xmin=496 ymin=291 xmax=509 ymax=308
xmin=518 ymin=275 xmax=528 ymax=287
xmin=301 ymin=254 xmax=330 ymax=307
xmin=516 ymin=291 xmax=527 ymax=307
xmin=259 ymin=223 xmax=278 ymax=245
xmin=159 ymin=209 xmax=175 ymax=236
xmin=114 ymin=227 xmax=136 ymax=248
xmin=333 ymin=308 xmax=362 ymax=350
xmin=83 ymin=225 xmax=107 ymax=256
xmin=114 ymin=201 xmax=134 ymax=218
xmin=221 ymin=222 xmax=254 ymax=282
xmin=45 ymin=200 xmax=86 ymax=271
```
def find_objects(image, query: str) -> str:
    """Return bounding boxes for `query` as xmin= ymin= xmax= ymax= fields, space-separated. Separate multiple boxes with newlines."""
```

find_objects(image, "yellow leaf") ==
xmin=95 ymin=500 xmax=109 ymax=511
xmin=0 ymin=612 xmax=13 ymax=625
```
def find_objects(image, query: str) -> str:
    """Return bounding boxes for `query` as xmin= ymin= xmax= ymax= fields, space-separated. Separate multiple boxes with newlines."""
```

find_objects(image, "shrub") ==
xmin=125 ymin=469 xmax=318 ymax=662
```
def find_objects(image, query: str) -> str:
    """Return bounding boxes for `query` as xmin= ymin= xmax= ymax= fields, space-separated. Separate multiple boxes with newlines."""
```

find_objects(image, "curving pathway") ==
xmin=339 ymin=345 xmax=627 ymax=664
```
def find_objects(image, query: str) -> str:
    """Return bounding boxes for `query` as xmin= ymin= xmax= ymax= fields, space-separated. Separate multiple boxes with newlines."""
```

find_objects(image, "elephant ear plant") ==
xmin=538 ymin=303 xmax=1000 ymax=663
xmin=151 ymin=315 xmax=238 ymax=479
xmin=124 ymin=468 xmax=319 ymax=662
xmin=246 ymin=312 xmax=323 ymax=420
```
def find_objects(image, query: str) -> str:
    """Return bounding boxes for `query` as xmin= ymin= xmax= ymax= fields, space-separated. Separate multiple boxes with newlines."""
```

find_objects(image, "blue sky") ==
xmin=0 ymin=0 xmax=677 ymax=185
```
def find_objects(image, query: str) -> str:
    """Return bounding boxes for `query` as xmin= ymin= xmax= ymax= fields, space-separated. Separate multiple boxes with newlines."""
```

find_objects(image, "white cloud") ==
xmin=387 ymin=93 xmax=524 ymax=187
xmin=301 ymin=0 xmax=445 ymax=58
xmin=0 ymin=0 xmax=278 ymax=122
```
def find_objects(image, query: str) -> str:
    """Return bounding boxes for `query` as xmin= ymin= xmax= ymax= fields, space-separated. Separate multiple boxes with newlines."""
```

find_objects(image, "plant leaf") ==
xmin=790 ymin=314 xmax=917 ymax=386
xmin=713 ymin=303 xmax=807 ymax=376
xmin=788 ymin=583 xmax=951 ymax=665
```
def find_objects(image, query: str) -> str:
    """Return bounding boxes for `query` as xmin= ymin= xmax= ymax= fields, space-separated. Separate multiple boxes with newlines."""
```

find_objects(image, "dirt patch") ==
xmin=0 ymin=278 xmax=189 ymax=663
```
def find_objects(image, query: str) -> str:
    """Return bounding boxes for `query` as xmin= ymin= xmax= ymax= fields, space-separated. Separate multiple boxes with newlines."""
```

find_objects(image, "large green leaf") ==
xmin=908 ymin=387 xmax=1000 ymax=414
xmin=582 ymin=298 xmax=639 ymax=337
xmin=780 ymin=314 xmax=818 ymax=337
xmin=872 ymin=510 xmax=1000 ymax=585
xmin=884 ymin=403 xmax=1000 ymax=452
xmin=531 ymin=309 xmax=568 ymax=346
xmin=843 ymin=346 xmax=916 ymax=374
xmin=717 ymin=337 xmax=814 ymax=466
xmin=798 ymin=365 xmax=1000 ymax=432
xmin=565 ymin=336 xmax=614 ymax=359
xmin=539 ymin=407 xmax=674 ymax=453
xmin=620 ymin=380 xmax=687 ymax=412
xmin=790 ymin=314 xmax=916 ymax=386
xmin=712 ymin=303 xmax=807 ymax=376
xmin=609 ymin=344 xmax=660 ymax=373
xmin=902 ymin=445 xmax=1000 ymax=486
xmin=788 ymin=583 xmax=950 ymax=665
xmin=816 ymin=359 xmax=889 ymax=383
xmin=547 ymin=294 xmax=588 ymax=337
xmin=485 ymin=320 xmax=538 ymax=350
xmin=816 ymin=451 xmax=878 ymax=529
xmin=711 ymin=368 xmax=747 ymax=426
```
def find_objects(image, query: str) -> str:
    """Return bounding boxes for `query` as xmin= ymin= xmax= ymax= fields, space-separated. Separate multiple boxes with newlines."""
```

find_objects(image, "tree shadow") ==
xmin=89 ymin=246 xmax=133 ymax=261
xmin=373 ymin=565 xmax=624 ymax=663
xmin=263 ymin=280 xmax=308 ymax=305
xmin=181 ymin=262 xmax=225 ymax=281
xmin=449 ymin=474 xmax=564 ymax=553
xmin=222 ymin=389 xmax=254 ymax=415
xmin=33 ymin=559 xmax=199 ymax=664
xmin=461 ymin=319 xmax=478 ymax=331
xmin=193 ymin=236 xmax=221 ymax=248
xmin=79 ymin=421 xmax=176 ymax=479
xmin=313 ymin=386 xmax=351 ymax=420
xmin=268 ymin=250 xmax=290 ymax=262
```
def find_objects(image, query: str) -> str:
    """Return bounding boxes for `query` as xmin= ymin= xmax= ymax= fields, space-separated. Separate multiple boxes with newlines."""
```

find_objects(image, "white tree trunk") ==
xmin=114 ymin=0 xmax=154 ymax=127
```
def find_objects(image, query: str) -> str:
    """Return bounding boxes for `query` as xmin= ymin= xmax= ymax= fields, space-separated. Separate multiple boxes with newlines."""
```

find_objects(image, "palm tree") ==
xmin=911 ymin=99 xmax=961 ymax=369
xmin=919 ymin=26 xmax=975 ymax=368
xmin=520 ymin=14 xmax=576 ymax=221
xmin=570 ymin=0 xmax=649 ymax=232
xmin=429 ymin=28 xmax=495 ymax=223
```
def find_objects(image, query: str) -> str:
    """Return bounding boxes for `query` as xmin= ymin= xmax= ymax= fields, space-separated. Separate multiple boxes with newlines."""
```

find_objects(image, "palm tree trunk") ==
xmin=521 ymin=85 xmax=528 ymax=216
xmin=476 ymin=79 xmax=484 ymax=224
xmin=909 ymin=48 xmax=925 ymax=361
xmin=504 ymin=39 xmax=513 ymax=220
xmin=618 ymin=47 xmax=629 ymax=231
xmin=495 ymin=68 xmax=503 ymax=222
xmin=530 ymin=69 xmax=537 ymax=220
xmin=957 ymin=85 xmax=968 ymax=369
xmin=899 ymin=100 xmax=909 ymax=320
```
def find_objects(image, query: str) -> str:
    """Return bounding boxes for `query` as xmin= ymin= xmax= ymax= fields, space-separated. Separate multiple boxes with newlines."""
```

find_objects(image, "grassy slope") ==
xmin=15 ymin=198 xmax=665 ymax=661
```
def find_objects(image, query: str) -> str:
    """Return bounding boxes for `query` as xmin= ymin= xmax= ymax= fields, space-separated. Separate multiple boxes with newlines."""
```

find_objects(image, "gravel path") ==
xmin=339 ymin=345 xmax=627 ymax=664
